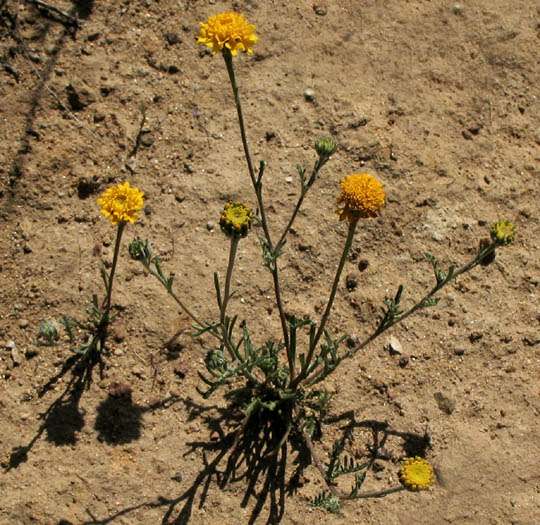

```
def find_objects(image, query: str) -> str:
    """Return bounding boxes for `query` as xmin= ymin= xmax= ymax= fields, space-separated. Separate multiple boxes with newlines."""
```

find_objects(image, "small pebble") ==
xmin=434 ymin=392 xmax=456 ymax=415
xmin=304 ymin=88 xmax=315 ymax=102
xmin=206 ymin=221 xmax=216 ymax=231
xmin=25 ymin=348 xmax=39 ymax=359
xmin=140 ymin=133 xmax=154 ymax=147
xmin=385 ymin=335 xmax=403 ymax=355
xmin=19 ymin=319 xmax=29 ymax=329
xmin=358 ymin=259 xmax=369 ymax=272
xmin=398 ymin=355 xmax=409 ymax=368
xmin=11 ymin=347 xmax=22 ymax=366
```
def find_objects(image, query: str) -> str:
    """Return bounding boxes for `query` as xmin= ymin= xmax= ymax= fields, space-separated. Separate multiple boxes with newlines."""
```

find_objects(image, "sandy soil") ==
xmin=1 ymin=1 xmax=539 ymax=524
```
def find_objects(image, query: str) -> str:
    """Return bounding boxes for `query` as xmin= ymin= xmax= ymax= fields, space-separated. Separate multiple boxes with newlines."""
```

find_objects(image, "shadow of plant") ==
xmin=81 ymin=401 xmax=431 ymax=525
xmin=5 ymin=352 xmax=98 ymax=470
xmin=94 ymin=386 xmax=145 ymax=445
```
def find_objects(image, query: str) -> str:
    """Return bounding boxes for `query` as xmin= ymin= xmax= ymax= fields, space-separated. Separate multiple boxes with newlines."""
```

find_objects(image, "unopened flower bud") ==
xmin=128 ymin=237 xmax=152 ymax=262
xmin=314 ymin=137 xmax=338 ymax=159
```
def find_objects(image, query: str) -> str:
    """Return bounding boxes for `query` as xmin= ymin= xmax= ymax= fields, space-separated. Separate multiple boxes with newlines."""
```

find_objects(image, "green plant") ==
xmin=129 ymin=11 xmax=516 ymax=510
xmin=39 ymin=181 xmax=144 ymax=361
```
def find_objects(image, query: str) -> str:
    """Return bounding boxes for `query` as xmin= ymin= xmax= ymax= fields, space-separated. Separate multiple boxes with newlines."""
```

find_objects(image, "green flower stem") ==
xmin=345 ymin=486 xmax=406 ymax=500
xmin=219 ymin=236 xmax=261 ymax=384
xmin=102 ymin=221 xmax=125 ymax=322
xmin=300 ymin=239 xmax=500 ymax=388
xmin=275 ymin=159 xmax=324 ymax=252
xmin=292 ymin=220 xmax=357 ymax=388
xmin=222 ymin=49 xmax=272 ymax=245
xmin=142 ymin=262 xmax=215 ymax=339
xmin=223 ymin=48 xmax=291 ymax=357
xmin=301 ymin=417 xmax=406 ymax=501
xmin=221 ymin=235 xmax=240 ymax=328
xmin=384 ymin=239 xmax=498 ymax=332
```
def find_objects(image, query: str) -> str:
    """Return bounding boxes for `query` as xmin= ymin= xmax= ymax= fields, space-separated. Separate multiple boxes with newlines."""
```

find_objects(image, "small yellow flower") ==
xmin=490 ymin=219 xmax=516 ymax=245
xmin=97 ymin=182 xmax=144 ymax=225
xmin=220 ymin=201 xmax=254 ymax=238
xmin=197 ymin=12 xmax=258 ymax=56
xmin=399 ymin=457 xmax=436 ymax=491
xmin=335 ymin=173 xmax=386 ymax=223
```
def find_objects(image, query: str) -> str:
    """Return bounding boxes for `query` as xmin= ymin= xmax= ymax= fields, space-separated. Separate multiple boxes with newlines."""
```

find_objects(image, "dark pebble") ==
xmin=165 ymin=32 xmax=181 ymax=45
xmin=398 ymin=355 xmax=409 ymax=368
xmin=358 ymin=259 xmax=369 ymax=272
xmin=434 ymin=392 xmax=456 ymax=415
xmin=346 ymin=274 xmax=358 ymax=291
xmin=469 ymin=331 xmax=483 ymax=343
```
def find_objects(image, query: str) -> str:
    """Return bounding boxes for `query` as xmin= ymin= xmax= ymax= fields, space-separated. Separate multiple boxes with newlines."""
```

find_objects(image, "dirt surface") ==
xmin=1 ymin=1 xmax=539 ymax=524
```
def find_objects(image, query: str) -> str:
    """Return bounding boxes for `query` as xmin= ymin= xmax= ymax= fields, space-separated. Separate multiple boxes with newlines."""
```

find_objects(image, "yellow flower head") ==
xmin=97 ymin=182 xmax=144 ymax=225
xmin=197 ymin=12 xmax=258 ymax=56
xmin=399 ymin=457 xmax=436 ymax=491
xmin=490 ymin=219 xmax=516 ymax=245
xmin=335 ymin=173 xmax=386 ymax=223
xmin=220 ymin=201 xmax=254 ymax=238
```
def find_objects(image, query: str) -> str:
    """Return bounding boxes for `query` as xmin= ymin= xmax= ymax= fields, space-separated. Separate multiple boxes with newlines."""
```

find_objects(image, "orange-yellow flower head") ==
xmin=399 ymin=457 xmax=436 ymax=491
xmin=335 ymin=173 xmax=386 ymax=223
xmin=220 ymin=201 xmax=254 ymax=238
xmin=97 ymin=182 xmax=144 ymax=225
xmin=197 ymin=12 xmax=258 ymax=56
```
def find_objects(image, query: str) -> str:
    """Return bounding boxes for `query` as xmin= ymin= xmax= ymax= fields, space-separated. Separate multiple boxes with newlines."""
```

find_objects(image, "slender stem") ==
xmin=143 ymin=262 xmax=216 ymax=338
xmin=222 ymin=50 xmax=274 ymax=245
xmin=222 ymin=50 xmax=256 ymax=188
xmin=221 ymin=235 xmax=240 ymax=327
xmin=301 ymin=417 xmax=405 ymax=500
xmin=103 ymin=221 xmax=125 ymax=320
xmin=217 ymin=235 xmax=261 ymax=384
xmin=275 ymin=189 xmax=307 ymax=252
xmin=275 ymin=158 xmax=324 ymax=251
xmin=272 ymin=264 xmax=291 ymax=358
xmin=301 ymin=240 xmax=500 ymax=387
xmin=223 ymin=49 xmax=292 ymax=359
xmin=292 ymin=220 xmax=357 ymax=388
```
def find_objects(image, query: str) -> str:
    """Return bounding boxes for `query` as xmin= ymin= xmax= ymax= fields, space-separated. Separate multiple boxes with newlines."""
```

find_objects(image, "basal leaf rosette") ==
xmin=97 ymin=182 xmax=144 ymax=225
xmin=399 ymin=457 xmax=436 ymax=491
xmin=220 ymin=201 xmax=254 ymax=238
xmin=335 ymin=173 xmax=386 ymax=223
xmin=197 ymin=12 xmax=258 ymax=56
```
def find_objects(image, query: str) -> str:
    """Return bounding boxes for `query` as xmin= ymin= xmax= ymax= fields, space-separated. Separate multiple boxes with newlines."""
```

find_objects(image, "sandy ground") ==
xmin=0 ymin=1 xmax=539 ymax=524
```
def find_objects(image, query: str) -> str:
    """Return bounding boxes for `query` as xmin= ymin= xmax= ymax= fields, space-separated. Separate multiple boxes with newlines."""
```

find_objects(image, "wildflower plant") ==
xmin=45 ymin=182 xmax=144 ymax=362
xmin=128 ymin=12 xmax=516 ymax=512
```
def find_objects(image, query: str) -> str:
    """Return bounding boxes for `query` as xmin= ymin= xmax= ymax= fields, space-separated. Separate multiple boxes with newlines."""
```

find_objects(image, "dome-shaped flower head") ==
xmin=490 ymin=219 xmax=516 ymax=245
xmin=220 ymin=201 xmax=254 ymax=238
xmin=335 ymin=173 xmax=386 ymax=223
xmin=197 ymin=12 xmax=258 ymax=56
xmin=399 ymin=457 xmax=436 ymax=491
xmin=97 ymin=181 xmax=144 ymax=225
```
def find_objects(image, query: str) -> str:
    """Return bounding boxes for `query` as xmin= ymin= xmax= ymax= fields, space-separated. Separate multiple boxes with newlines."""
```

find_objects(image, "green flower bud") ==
xmin=129 ymin=237 xmax=152 ymax=262
xmin=205 ymin=349 xmax=228 ymax=372
xmin=314 ymin=137 xmax=338 ymax=158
